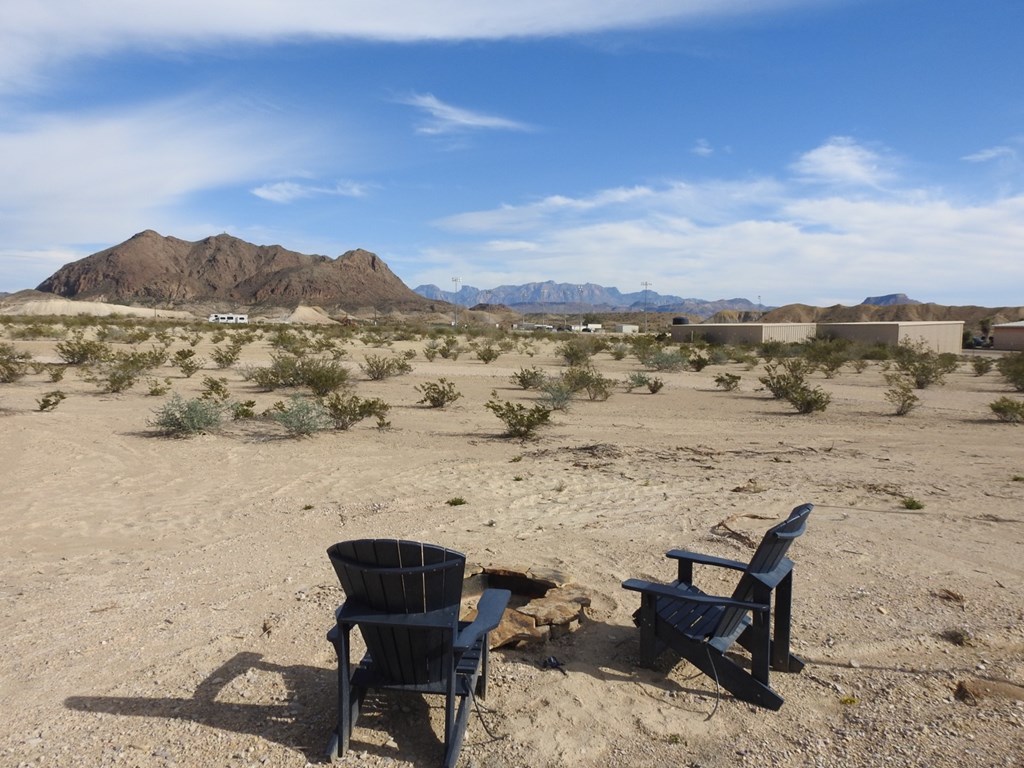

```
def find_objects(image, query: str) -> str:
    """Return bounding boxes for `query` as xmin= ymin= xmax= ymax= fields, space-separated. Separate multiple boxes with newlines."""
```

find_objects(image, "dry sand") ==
xmin=1 ymin=329 xmax=1023 ymax=768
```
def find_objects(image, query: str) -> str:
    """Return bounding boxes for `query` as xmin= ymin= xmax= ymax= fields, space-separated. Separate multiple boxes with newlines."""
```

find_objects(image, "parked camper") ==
xmin=207 ymin=313 xmax=248 ymax=324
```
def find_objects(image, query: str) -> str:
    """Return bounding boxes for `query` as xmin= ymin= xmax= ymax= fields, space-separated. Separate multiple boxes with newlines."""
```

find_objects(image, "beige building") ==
xmin=670 ymin=320 xmax=964 ymax=354
xmin=670 ymin=322 xmax=816 ymax=346
xmin=992 ymin=321 xmax=1024 ymax=352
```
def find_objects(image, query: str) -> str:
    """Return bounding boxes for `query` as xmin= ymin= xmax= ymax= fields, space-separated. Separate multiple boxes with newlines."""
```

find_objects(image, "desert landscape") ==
xmin=2 ymin=315 xmax=1024 ymax=768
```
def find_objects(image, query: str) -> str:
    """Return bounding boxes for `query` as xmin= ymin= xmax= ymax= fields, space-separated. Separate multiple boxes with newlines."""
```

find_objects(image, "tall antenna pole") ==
xmin=641 ymin=281 xmax=652 ymax=333
xmin=451 ymin=276 xmax=461 ymax=327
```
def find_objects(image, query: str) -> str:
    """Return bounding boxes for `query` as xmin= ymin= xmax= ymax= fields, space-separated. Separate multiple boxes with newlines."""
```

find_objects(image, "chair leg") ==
xmin=772 ymin=572 xmax=805 ymax=672
xmin=476 ymin=636 xmax=489 ymax=699
xmin=638 ymin=593 xmax=661 ymax=666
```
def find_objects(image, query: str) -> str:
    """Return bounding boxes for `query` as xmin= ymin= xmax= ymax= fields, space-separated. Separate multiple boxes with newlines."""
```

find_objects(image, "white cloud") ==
xmin=0 ymin=0 xmax=825 ymax=92
xmin=251 ymin=180 xmax=368 ymax=203
xmin=0 ymin=94 xmax=314 ymax=253
xmin=692 ymin=138 xmax=714 ymax=157
xmin=399 ymin=93 xmax=533 ymax=135
xmin=414 ymin=166 xmax=1024 ymax=306
xmin=962 ymin=145 xmax=1017 ymax=163
xmin=791 ymin=136 xmax=896 ymax=188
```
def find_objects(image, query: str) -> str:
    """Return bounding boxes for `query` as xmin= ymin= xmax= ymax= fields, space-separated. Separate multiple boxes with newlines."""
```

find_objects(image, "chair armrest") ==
xmin=334 ymin=600 xmax=460 ymax=630
xmin=621 ymin=578 xmax=769 ymax=613
xmin=454 ymin=588 xmax=511 ymax=651
xmin=665 ymin=549 xmax=747 ymax=571
xmin=749 ymin=558 xmax=794 ymax=589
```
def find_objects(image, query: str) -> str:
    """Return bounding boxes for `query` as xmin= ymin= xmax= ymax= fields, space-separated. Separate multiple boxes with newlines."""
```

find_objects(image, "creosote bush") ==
xmin=485 ymin=391 xmax=552 ymax=438
xmin=511 ymin=366 xmax=546 ymax=390
xmin=37 ymin=390 xmax=66 ymax=412
xmin=323 ymin=392 xmax=391 ymax=430
xmin=989 ymin=396 xmax=1024 ymax=423
xmin=360 ymin=354 xmax=413 ymax=380
xmin=893 ymin=340 xmax=958 ymax=389
xmin=0 ymin=342 xmax=32 ymax=383
xmin=996 ymin=352 xmax=1024 ymax=392
xmin=271 ymin=396 xmax=333 ymax=436
xmin=56 ymin=332 xmax=110 ymax=366
xmin=149 ymin=394 xmax=223 ymax=437
xmin=415 ymin=378 xmax=462 ymax=408
xmin=714 ymin=372 xmax=741 ymax=391
xmin=884 ymin=373 xmax=920 ymax=416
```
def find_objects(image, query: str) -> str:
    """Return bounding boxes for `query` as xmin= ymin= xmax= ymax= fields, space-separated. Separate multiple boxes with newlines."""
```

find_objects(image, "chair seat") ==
xmin=641 ymin=583 xmax=753 ymax=653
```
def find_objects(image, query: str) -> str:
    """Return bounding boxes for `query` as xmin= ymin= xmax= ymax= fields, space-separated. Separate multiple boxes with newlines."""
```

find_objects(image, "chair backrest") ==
xmin=714 ymin=504 xmax=812 ymax=640
xmin=328 ymin=539 xmax=466 ymax=685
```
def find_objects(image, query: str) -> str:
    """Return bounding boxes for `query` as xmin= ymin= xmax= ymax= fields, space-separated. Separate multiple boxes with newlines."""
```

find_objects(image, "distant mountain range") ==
xmin=413 ymin=281 xmax=769 ymax=318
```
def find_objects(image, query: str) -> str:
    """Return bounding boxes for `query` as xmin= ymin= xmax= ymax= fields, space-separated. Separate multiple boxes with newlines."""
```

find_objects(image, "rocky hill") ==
xmin=760 ymin=302 xmax=1024 ymax=328
xmin=36 ymin=230 xmax=435 ymax=312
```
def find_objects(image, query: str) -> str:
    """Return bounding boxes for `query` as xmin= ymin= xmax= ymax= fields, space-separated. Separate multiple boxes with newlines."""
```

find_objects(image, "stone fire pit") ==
xmin=463 ymin=564 xmax=592 ymax=648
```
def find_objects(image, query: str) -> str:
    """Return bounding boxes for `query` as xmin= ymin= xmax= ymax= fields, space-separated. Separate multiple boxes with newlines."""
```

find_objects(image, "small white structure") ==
xmin=992 ymin=321 xmax=1024 ymax=352
xmin=208 ymin=313 xmax=248 ymax=324
xmin=611 ymin=324 xmax=640 ymax=334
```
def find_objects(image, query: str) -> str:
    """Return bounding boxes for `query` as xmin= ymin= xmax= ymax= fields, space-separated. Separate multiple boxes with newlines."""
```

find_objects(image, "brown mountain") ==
xmin=36 ymin=230 xmax=435 ymax=311
xmin=760 ymin=302 xmax=1024 ymax=329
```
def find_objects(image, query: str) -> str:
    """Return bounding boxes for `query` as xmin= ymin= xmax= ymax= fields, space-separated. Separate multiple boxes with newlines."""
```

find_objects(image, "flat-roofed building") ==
xmin=992 ymin=321 xmax=1024 ymax=352
xmin=817 ymin=321 xmax=963 ymax=354
xmin=670 ymin=322 xmax=816 ymax=346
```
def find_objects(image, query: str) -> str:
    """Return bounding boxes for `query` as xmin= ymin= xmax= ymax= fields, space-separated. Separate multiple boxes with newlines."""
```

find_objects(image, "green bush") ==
xmin=641 ymin=347 xmax=687 ymax=372
xmin=360 ymin=354 xmax=413 ymax=380
xmin=200 ymin=376 xmax=232 ymax=402
xmin=271 ymin=396 xmax=333 ymax=436
xmin=172 ymin=348 xmax=205 ymax=378
xmin=485 ymin=393 xmax=552 ymax=438
xmin=0 ymin=342 xmax=32 ymax=383
xmin=511 ymin=366 xmax=546 ymax=390
xmin=714 ymin=372 xmax=741 ymax=391
xmin=786 ymin=383 xmax=831 ymax=414
xmin=323 ymin=392 xmax=391 ymax=430
xmin=539 ymin=378 xmax=574 ymax=411
xmin=624 ymin=371 xmax=652 ymax=392
xmin=149 ymin=394 xmax=223 ymax=437
xmin=884 ymin=373 xmax=920 ymax=416
xmin=556 ymin=337 xmax=600 ymax=366
xmin=55 ymin=332 xmax=110 ymax=365
xmin=893 ymin=340 xmax=957 ymax=389
xmin=474 ymin=344 xmax=501 ymax=364
xmin=997 ymin=352 xmax=1024 ymax=392
xmin=297 ymin=357 xmax=352 ymax=396
xmin=989 ymin=396 xmax=1024 ymax=423
xmin=210 ymin=342 xmax=243 ymax=369
xmin=416 ymin=378 xmax=462 ymax=408
xmin=37 ymin=390 xmax=66 ymax=412
xmin=970 ymin=357 xmax=994 ymax=376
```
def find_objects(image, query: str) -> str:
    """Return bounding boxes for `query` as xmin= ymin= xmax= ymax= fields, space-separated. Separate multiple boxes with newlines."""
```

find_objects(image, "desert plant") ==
xmin=210 ymin=342 xmax=244 ymax=369
xmin=850 ymin=358 xmax=870 ymax=374
xmin=55 ymin=333 xmax=110 ymax=366
xmin=360 ymin=354 xmax=412 ymax=381
xmin=996 ymin=352 xmax=1024 ymax=392
xmin=625 ymin=371 xmax=652 ymax=392
xmin=474 ymin=344 xmax=501 ymax=364
xmin=229 ymin=400 xmax=257 ymax=420
xmin=415 ymin=378 xmax=462 ymax=408
xmin=511 ymin=366 xmax=546 ymax=390
xmin=687 ymin=349 xmax=711 ymax=372
xmin=37 ymin=390 xmax=66 ymax=411
xmin=485 ymin=392 xmax=552 ymax=438
xmin=786 ymin=383 xmax=832 ymax=414
xmin=297 ymin=357 xmax=352 ymax=396
xmin=422 ymin=339 xmax=440 ymax=361
xmin=146 ymin=377 xmax=172 ymax=396
xmin=714 ymin=372 xmax=741 ymax=391
xmin=970 ymin=357 xmax=994 ymax=376
xmin=646 ymin=377 xmax=664 ymax=394
xmin=0 ymin=342 xmax=32 ymax=383
xmin=323 ymin=392 xmax=391 ymax=430
xmin=609 ymin=343 xmax=629 ymax=361
xmin=556 ymin=338 xmax=600 ymax=366
xmin=437 ymin=337 xmax=462 ymax=360
xmin=172 ymin=348 xmax=205 ymax=377
xmin=200 ymin=376 xmax=232 ymax=402
xmin=271 ymin=395 xmax=333 ymax=437
xmin=149 ymin=394 xmax=223 ymax=437
xmin=47 ymin=365 xmax=67 ymax=383
xmin=989 ymin=396 xmax=1024 ymax=423
xmin=884 ymin=373 xmax=920 ymax=416
xmin=446 ymin=497 xmax=467 ymax=506
xmin=641 ymin=347 xmax=687 ymax=372
xmin=893 ymin=340 xmax=957 ymax=389
xmin=902 ymin=497 xmax=925 ymax=510
xmin=539 ymin=378 xmax=574 ymax=411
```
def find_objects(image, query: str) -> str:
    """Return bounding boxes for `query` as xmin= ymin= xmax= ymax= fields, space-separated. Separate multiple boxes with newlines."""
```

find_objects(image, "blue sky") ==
xmin=1 ymin=0 xmax=1022 ymax=306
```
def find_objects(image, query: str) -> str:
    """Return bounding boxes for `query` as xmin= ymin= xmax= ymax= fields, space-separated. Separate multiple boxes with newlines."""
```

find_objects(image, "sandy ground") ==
xmin=2 ymin=327 xmax=1023 ymax=768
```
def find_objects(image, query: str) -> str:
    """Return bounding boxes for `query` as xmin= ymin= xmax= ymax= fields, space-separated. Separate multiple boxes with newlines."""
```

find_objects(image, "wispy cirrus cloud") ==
xmin=251 ymin=180 xmax=369 ymax=204
xmin=962 ymin=145 xmax=1017 ymax=163
xmin=1 ymin=1 xmax=823 ymax=93
xmin=398 ymin=93 xmax=533 ymax=136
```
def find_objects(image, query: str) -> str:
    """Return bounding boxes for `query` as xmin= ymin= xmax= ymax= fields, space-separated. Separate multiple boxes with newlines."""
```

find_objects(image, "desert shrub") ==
xmin=200 ymin=376 xmax=231 ymax=402
xmin=557 ymin=337 xmax=601 ymax=366
xmin=361 ymin=354 xmax=412 ymax=380
xmin=802 ymin=337 xmax=851 ymax=378
xmin=87 ymin=349 xmax=165 ymax=393
xmin=893 ymin=340 xmax=957 ymax=389
xmin=297 ymin=357 xmax=352 ymax=396
xmin=475 ymin=344 xmax=501 ymax=364
xmin=582 ymin=370 xmax=615 ymax=401
xmin=271 ymin=396 xmax=333 ymax=436
xmin=485 ymin=392 xmax=552 ymax=438
xmin=511 ymin=366 xmax=546 ymax=390
xmin=996 ymin=352 xmax=1024 ymax=392
xmin=269 ymin=329 xmax=312 ymax=355
xmin=646 ymin=377 xmax=664 ymax=394
xmin=47 ymin=365 xmax=67 ymax=383
xmin=422 ymin=339 xmax=440 ymax=361
xmin=902 ymin=497 xmax=925 ymax=510
xmin=172 ymin=348 xmax=205 ymax=378
xmin=210 ymin=342 xmax=243 ymax=369
xmin=970 ymin=357 xmax=994 ymax=376
xmin=989 ymin=396 xmax=1024 ymax=423
xmin=229 ymin=400 xmax=257 ymax=420
xmin=56 ymin=333 xmax=110 ymax=365
xmin=146 ymin=377 xmax=172 ymax=396
xmin=884 ymin=373 xmax=920 ymax=416
xmin=11 ymin=323 xmax=65 ymax=340
xmin=850 ymin=358 xmax=870 ymax=374
xmin=714 ymin=372 xmax=741 ymax=391
xmin=539 ymin=378 xmax=574 ymax=411
xmin=560 ymin=365 xmax=596 ymax=393
xmin=437 ymin=337 xmax=461 ymax=360
xmin=323 ymin=392 xmax=391 ymax=430
xmin=416 ymin=378 xmax=462 ymax=408
xmin=625 ymin=372 xmax=652 ymax=392
xmin=359 ymin=330 xmax=393 ymax=348
xmin=785 ymin=383 xmax=831 ymax=414
xmin=0 ymin=342 xmax=32 ymax=382
xmin=636 ymin=346 xmax=683 ymax=372
xmin=609 ymin=343 xmax=629 ymax=361
xmin=37 ymin=390 xmax=66 ymax=411
xmin=629 ymin=334 xmax=660 ymax=362
xmin=149 ymin=394 xmax=223 ymax=437
xmin=446 ymin=497 xmax=467 ymax=506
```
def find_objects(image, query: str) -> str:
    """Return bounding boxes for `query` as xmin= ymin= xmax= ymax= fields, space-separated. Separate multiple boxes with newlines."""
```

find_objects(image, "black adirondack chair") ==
xmin=326 ymin=539 xmax=510 ymax=767
xmin=622 ymin=503 xmax=812 ymax=710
